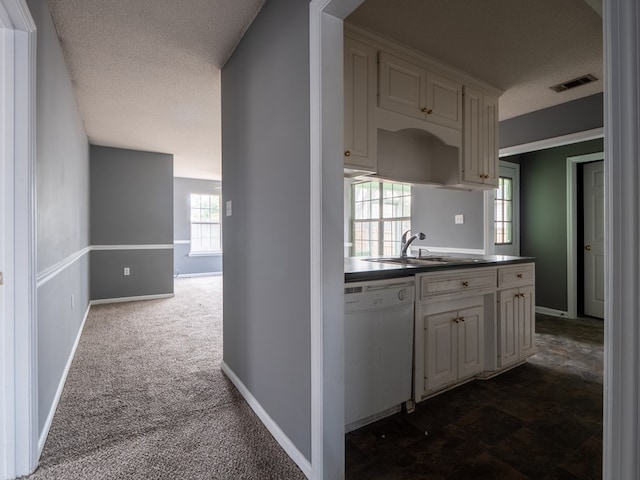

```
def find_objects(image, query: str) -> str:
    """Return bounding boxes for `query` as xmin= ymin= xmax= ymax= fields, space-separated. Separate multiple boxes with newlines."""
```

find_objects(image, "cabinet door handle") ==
xmin=421 ymin=107 xmax=433 ymax=114
xmin=344 ymin=150 xmax=351 ymax=157
xmin=517 ymin=273 xmax=523 ymax=279
xmin=453 ymin=318 xmax=459 ymax=324
xmin=462 ymin=281 xmax=469 ymax=288
xmin=459 ymin=316 xmax=465 ymax=322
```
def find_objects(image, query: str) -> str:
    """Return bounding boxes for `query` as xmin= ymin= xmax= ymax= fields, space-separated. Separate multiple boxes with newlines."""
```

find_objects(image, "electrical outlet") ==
xmin=124 ymin=267 xmax=130 ymax=276
xmin=455 ymin=214 xmax=464 ymax=224
xmin=226 ymin=200 xmax=232 ymax=217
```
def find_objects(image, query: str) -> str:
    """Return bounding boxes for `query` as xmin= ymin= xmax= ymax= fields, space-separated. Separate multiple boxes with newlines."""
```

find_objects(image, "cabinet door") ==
xmin=498 ymin=288 xmax=519 ymax=368
xmin=456 ymin=305 xmax=484 ymax=379
xmin=463 ymin=88 xmax=499 ymax=187
xmin=425 ymin=310 xmax=458 ymax=392
xmin=378 ymin=52 xmax=426 ymax=120
xmin=518 ymin=285 xmax=536 ymax=358
xmin=426 ymin=71 xmax=462 ymax=130
xmin=462 ymin=86 xmax=484 ymax=185
xmin=482 ymin=94 xmax=499 ymax=187
xmin=344 ymin=37 xmax=377 ymax=171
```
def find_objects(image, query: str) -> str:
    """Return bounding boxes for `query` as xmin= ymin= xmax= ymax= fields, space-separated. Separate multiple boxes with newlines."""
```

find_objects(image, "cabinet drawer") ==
xmin=420 ymin=269 xmax=496 ymax=300
xmin=498 ymin=264 xmax=535 ymax=288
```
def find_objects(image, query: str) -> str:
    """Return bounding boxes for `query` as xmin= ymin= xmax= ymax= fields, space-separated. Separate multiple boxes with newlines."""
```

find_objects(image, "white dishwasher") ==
xmin=344 ymin=278 xmax=415 ymax=432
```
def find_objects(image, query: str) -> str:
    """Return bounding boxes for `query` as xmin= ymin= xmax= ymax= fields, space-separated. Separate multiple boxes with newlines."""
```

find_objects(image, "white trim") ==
xmin=37 ymin=303 xmax=91 ymax=455
xmin=36 ymin=247 xmax=90 ymax=288
xmin=310 ymin=3 xmax=365 ymax=478
xmin=1 ymin=0 xmax=38 ymax=477
xmin=498 ymin=127 xmax=604 ymax=157
xmin=173 ymin=240 xmax=190 ymax=244
xmin=0 ymin=19 xmax=14 ymax=480
xmin=220 ymin=361 xmax=312 ymax=479
xmin=535 ymin=306 xmax=569 ymax=318
xmin=175 ymin=272 xmax=222 ymax=278
xmin=91 ymin=244 xmax=174 ymax=251
xmin=90 ymin=293 xmax=174 ymax=305
xmin=414 ymin=246 xmax=485 ymax=256
xmin=566 ymin=152 xmax=604 ymax=320
xmin=603 ymin=0 xmax=640 ymax=477
xmin=308 ymin=5 xmax=324 ymax=478
xmin=187 ymin=251 xmax=222 ymax=257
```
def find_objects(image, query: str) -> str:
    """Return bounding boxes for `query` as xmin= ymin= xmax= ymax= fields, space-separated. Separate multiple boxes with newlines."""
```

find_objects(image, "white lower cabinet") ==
xmin=424 ymin=304 xmax=484 ymax=393
xmin=497 ymin=284 xmax=536 ymax=368
xmin=410 ymin=263 xmax=535 ymax=403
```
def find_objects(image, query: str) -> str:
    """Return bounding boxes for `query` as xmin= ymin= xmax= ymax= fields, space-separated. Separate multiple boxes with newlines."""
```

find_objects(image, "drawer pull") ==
xmin=517 ymin=273 xmax=523 ymax=279
xmin=462 ymin=281 xmax=469 ymax=288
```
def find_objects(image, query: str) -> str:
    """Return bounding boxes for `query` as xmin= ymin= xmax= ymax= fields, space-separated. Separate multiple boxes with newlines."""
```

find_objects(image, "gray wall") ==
xmin=90 ymin=146 xmax=174 ymax=300
xmin=173 ymin=177 xmax=222 ymax=275
xmin=499 ymin=92 xmax=604 ymax=312
xmin=500 ymin=93 xmax=603 ymax=148
xmin=221 ymin=0 xmax=312 ymax=461
xmin=506 ymin=138 xmax=604 ymax=311
xmin=28 ymin=0 xmax=91 ymax=435
xmin=411 ymin=186 xmax=485 ymax=250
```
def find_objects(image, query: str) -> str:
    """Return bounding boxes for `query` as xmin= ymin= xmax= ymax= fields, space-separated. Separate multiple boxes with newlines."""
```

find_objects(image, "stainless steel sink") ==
xmin=365 ymin=256 xmax=487 ymax=266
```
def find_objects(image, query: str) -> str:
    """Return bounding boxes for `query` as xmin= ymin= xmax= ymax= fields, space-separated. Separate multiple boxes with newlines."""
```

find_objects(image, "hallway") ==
xmin=27 ymin=276 xmax=305 ymax=480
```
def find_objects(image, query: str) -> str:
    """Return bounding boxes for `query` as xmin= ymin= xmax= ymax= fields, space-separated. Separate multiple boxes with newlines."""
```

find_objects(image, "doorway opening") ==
xmin=567 ymin=152 xmax=604 ymax=320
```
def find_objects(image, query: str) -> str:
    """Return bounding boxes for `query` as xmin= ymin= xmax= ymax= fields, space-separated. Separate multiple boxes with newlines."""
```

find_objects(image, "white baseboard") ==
xmin=90 ymin=293 xmax=174 ymax=305
xmin=175 ymin=272 xmax=222 ymax=278
xmin=38 ymin=303 xmax=91 ymax=454
xmin=535 ymin=306 xmax=570 ymax=318
xmin=221 ymin=362 xmax=312 ymax=479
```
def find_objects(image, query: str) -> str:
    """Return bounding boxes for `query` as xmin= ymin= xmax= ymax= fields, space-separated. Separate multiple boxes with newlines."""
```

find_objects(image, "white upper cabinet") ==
xmin=344 ymin=36 xmax=377 ymax=173
xmin=462 ymin=87 xmax=499 ymax=187
xmin=343 ymin=27 xmax=502 ymax=189
xmin=378 ymin=52 xmax=462 ymax=130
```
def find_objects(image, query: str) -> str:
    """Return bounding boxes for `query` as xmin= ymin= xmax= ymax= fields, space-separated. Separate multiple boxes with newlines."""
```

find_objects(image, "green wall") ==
xmin=507 ymin=138 xmax=604 ymax=312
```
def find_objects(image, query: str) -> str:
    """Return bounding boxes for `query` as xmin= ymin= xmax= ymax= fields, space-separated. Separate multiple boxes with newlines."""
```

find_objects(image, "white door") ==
xmin=583 ymin=161 xmax=605 ymax=318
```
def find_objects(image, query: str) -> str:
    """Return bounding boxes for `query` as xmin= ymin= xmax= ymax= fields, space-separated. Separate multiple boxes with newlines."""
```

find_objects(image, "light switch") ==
xmin=124 ymin=267 xmax=130 ymax=276
xmin=226 ymin=200 xmax=232 ymax=217
xmin=455 ymin=214 xmax=464 ymax=224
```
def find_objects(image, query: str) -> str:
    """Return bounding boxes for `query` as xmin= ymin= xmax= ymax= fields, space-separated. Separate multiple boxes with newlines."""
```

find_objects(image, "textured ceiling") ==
xmin=48 ymin=0 xmax=265 ymax=180
xmin=347 ymin=0 xmax=603 ymax=121
xmin=47 ymin=0 xmax=602 ymax=181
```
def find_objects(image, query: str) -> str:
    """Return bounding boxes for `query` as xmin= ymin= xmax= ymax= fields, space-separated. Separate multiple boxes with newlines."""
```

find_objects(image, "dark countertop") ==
xmin=345 ymin=253 xmax=535 ymax=283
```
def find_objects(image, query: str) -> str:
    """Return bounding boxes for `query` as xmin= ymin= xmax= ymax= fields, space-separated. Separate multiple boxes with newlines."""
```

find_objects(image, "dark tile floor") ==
xmin=346 ymin=314 xmax=604 ymax=480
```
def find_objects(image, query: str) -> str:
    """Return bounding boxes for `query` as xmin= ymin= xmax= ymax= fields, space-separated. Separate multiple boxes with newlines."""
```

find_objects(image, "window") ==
xmin=352 ymin=181 xmax=411 ymax=256
xmin=190 ymin=193 xmax=221 ymax=253
xmin=495 ymin=176 xmax=513 ymax=245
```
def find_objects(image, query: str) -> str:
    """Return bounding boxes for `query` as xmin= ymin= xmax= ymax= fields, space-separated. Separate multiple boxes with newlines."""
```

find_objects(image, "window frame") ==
xmin=189 ymin=193 xmax=222 ymax=255
xmin=350 ymin=180 xmax=412 ymax=257
xmin=486 ymin=161 xmax=520 ymax=256
xmin=495 ymin=176 xmax=514 ymax=246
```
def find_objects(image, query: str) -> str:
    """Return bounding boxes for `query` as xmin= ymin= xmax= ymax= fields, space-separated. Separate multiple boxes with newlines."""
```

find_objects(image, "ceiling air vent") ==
xmin=550 ymin=74 xmax=598 ymax=93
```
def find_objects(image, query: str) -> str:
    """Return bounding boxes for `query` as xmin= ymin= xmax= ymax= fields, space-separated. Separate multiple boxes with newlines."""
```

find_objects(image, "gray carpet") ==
xmin=27 ymin=276 xmax=306 ymax=480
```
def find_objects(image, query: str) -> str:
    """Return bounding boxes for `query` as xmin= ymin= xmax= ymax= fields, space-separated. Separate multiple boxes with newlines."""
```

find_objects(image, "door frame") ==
xmin=566 ymin=151 xmax=604 ymax=320
xmin=0 ymin=0 xmax=37 ymax=478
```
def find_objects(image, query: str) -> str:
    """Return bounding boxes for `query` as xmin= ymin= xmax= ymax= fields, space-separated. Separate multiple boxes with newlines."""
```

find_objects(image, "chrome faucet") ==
xmin=401 ymin=230 xmax=426 ymax=257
